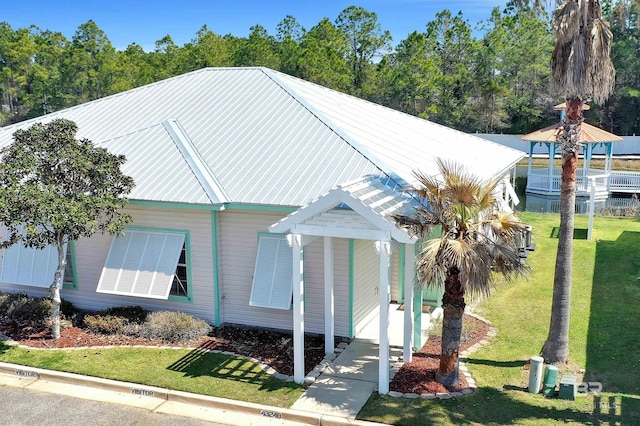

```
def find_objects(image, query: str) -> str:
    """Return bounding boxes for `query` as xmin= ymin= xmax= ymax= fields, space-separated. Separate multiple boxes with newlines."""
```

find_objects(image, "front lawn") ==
xmin=358 ymin=212 xmax=640 ymax=425
xmin=0 ymin=342 xmax=305 ymax=407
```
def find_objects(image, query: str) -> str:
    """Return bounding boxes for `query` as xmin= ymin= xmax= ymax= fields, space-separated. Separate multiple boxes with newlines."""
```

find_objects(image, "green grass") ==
xmin=0 ymin=343 xmax=304 ymax=407
xmin=359 ymin=212 xmax=640 ymax=425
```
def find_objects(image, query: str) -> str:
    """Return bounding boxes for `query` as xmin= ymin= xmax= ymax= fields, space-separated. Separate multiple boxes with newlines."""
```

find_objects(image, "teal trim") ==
xmin=129 ymin=199 xmax=224 ymax=211
xmin=413 ymin=286 xmax=423 ymax=350
xmin=211 ymin=212 xmax=221 ymax=326
xmin=398 ymin=244 xmax=406 ymax=304
xmin=62 ymin=241 xmax=78 ymax=291
xmin=224 ymin=203 xmax=297 ymax=213
xmin=167 ymin=230 xmax=194 ymax=304
xmin=123 ymin=225 xmax=193 ymax=304
xmin=348 ymin=239 xmax=355 ymax=338
xmin=125 ymin=225 xmax=190 ymax=234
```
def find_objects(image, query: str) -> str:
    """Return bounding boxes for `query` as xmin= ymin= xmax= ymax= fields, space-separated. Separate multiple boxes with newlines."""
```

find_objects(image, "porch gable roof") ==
xmin=269 ymin=177 xmax=417 ymax=244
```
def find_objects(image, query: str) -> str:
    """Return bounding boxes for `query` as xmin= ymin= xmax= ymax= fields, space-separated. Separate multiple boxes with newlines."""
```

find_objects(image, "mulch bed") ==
xmin=390 ymin=314 xmax=491 ymax=394
xmin=0 ymin=322 xmax=328 ymax=377
xmin=1 ymin=313 xmax=491 ymax=394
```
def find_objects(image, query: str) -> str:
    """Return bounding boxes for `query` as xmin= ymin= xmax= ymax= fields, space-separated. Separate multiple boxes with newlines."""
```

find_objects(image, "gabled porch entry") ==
xmin=269 ymin=177 xmax=418 ymax=394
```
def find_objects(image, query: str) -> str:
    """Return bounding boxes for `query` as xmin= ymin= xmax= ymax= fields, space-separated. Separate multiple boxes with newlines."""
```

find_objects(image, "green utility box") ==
xmin=543 ymin=365 xmax=559 ymax=396
xmin=559 ymin=375 xmax=577 ymax=400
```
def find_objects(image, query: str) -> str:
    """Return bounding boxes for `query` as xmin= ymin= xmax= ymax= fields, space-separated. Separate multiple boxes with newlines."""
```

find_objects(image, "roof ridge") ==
xmin=259 ymin=68 xmax=407 ymax=189
xmin=162 ymin=119 xmax=229 ymax=204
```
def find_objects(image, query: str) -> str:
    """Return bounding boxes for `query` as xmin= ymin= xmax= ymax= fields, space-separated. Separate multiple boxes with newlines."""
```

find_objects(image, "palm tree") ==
xmin=394 ymin=159 xmax=529 ymax=386
xmin=542 ymin=0 xmax=615 ymax=364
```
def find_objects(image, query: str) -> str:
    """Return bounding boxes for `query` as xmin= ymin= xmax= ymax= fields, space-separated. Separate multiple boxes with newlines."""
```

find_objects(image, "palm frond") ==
xmin=394 ymin=158 xmax=529 ymax=300
xmin=587 ymin=18 xmax=615 ymax=104
xmin=552 ymin=0 xmax=580 ymax=43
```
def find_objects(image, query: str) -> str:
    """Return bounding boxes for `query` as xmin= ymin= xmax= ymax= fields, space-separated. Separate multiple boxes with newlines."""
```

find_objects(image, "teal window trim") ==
xmin=62 ymin=241 xmax=78 ymax=290
xmin=348 ymin=239 xmax=355 ymax=339
xmin=211 ymin=212 xmax=221 ymax=326
xmin=124 ymin=225 xmax=194 ymax=304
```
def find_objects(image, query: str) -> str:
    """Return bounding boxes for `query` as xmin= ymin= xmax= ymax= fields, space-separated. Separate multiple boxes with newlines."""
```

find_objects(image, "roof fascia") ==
xmin=129 ymin=199 xmax=225 ymax=211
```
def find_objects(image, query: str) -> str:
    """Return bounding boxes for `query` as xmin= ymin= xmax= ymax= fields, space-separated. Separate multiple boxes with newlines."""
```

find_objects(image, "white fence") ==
xmin=609 ymin=171 xmax=640 ymax=192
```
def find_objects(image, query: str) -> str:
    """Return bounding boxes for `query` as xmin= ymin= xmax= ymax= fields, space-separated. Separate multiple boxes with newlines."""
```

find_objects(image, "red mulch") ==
xmin=390 ymin=314 xmax=491 ymax=394
xmin=1 ymin=314 xmax=491 ymax=394
xmin=0 ymin=323 xmax=328 ymax=377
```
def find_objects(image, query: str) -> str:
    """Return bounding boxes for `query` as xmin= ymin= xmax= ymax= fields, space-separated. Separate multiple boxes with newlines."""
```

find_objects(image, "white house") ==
xmin=0 ymin=67 xmax=524 ymax=392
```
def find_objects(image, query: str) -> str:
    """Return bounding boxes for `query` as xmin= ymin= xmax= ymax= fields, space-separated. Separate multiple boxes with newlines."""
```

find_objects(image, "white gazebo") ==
xmin=523 ymin=103 xmax=624 ymax=197
xmin=269 ymin=177 xmax=419 ymax=394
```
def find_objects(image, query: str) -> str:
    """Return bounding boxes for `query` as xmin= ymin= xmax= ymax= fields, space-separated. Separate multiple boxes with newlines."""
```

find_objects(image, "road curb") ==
xmin=0 ymin=362 xmax=383 ymax=426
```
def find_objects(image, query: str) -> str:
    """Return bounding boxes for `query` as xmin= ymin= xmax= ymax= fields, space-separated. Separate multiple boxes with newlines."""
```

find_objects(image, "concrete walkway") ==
xmin=291 ymin=340 xmax=402 ymax=418
xmin=292 ymin=304 xmax=441 ymax=419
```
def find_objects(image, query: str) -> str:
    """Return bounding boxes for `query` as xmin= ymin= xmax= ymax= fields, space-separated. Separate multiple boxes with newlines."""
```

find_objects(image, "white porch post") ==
xmin=292 ymin=233 xmax=305 ymax=384
xmin=324 ymin=236 xmax=334 ymax=356
xmin=547 ymin=143 xmax=555 ymax=191
xmin=403 ymin=243 xmax=415 ymax=364
xmin=378 ymin=239 xmax=391 ymax=395
xmin=585 ymin=143 xmax=593 ymax=174
xmin=527 ymin=142 xmax=534 ymax=176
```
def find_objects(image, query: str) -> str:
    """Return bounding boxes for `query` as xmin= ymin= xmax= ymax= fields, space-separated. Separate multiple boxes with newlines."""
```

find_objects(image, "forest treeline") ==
xmin=1 ymin=1 xmax=638 ymax=135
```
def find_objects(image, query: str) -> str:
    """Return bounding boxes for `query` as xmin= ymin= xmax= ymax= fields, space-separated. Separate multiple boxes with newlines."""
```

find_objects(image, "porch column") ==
xmin=547 ymin=143 xmax=555 ymax=191
xmin=292 ymin=233 xmax=305 ymax=384
xmin=324 ymin=236 xmax=334 ymax=356
xmin=378 ymin=240 xmax=391 ymax=395
xmin=584 ymin=143 xmax=593 ymax=174
xmin=527 ymin=142 xmax=534 ymax=177
xmin=403 ymin=243 xmax=415 ymax=364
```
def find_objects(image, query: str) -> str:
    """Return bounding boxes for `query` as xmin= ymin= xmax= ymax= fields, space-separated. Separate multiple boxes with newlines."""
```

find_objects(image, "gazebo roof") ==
xmin=521 ymin=122 xmax=622 ymax=144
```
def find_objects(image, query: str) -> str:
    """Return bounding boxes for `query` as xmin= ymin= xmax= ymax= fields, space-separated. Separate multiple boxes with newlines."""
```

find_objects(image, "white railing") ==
xmin=527 ymin=171 xmax=609 ymax=194
xmin=527 ymin=168 xmax=640 ymax=194
xmin=609 ymin=171 xmax=640 ymax=193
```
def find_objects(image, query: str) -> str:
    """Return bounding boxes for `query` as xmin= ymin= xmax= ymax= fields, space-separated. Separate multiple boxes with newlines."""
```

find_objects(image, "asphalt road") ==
xmin=0 ymin=385 xmax=226 ymax=426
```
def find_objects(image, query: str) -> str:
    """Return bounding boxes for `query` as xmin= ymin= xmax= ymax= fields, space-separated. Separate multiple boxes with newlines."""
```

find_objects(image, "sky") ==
xmin=2 ymin=0 xmax=511 ymax=51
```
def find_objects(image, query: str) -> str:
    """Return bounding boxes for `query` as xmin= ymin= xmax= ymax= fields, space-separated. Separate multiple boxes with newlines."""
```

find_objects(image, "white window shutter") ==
xmin=250 ymin=235 xmax=293 ymax=310
xmin=97 ymin=230 xmax=185 ymax=300
xmin=1 ymin=240 xmax=67 ymax=288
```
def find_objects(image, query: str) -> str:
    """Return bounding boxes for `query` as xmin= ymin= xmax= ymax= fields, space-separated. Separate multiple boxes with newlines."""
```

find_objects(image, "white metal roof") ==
xmin=0 ymin=67 xmax=524 ymax=207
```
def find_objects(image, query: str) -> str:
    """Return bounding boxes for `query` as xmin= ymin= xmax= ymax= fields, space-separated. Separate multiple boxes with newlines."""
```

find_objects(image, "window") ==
xmin=97 ymin=229 xmax=188 ymax=300
xmin=1 ymin=239 xmax=68 ymax=288
xmin=170 ymin=242 xmax=188 ymax=297
xmin=249 ymin=234 xmax=293 ymax=310
xmin=62 ymin=242 xmax=77 ymax=289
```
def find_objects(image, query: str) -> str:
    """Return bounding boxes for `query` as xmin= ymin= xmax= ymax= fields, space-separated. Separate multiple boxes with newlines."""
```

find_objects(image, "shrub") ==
xmin=100 ymin=305 xmax=148 ymax=323
xmin=140 ymin=311 xmax=211 ymax=342
xmin=0 ymin=292 xmax=51 ymax=326
xmin=83 ymin=314 xmax=131 ymax=335
xmin=60 ymin=298 xmax=77 ymax=319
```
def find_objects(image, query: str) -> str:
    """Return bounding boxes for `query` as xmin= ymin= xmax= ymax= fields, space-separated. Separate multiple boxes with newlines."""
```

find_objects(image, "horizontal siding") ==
xmin=390 ymin=242 xmax=400 ymax=303
xmin=353 ymin=240 xmax=380 ymax=336
xmin=218 ymin=210 xmax=350 ymax=336
xmin=0 ymin=206 xmax=217 ymax=323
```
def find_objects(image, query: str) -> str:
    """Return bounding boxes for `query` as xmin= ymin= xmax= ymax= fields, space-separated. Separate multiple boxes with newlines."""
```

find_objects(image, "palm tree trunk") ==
xmin=542 ymin=98 xmax=583 ymax=364
xmin=437 ymin=267 xmax=465 ymax=386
